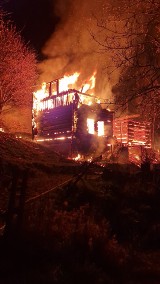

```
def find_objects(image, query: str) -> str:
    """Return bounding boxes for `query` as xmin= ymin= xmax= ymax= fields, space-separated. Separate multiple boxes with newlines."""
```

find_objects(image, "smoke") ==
xmin=38 ymin=0 xmax=118 ymax=101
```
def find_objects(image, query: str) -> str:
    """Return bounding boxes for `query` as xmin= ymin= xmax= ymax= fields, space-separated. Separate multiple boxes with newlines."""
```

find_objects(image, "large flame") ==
xmin=33 ymin=82 xmax=47 ymax=111
xmin=33 ymin=71 xmax=97 ymax=112
xmin=59 ymin=72 xmax=80 ymax=92
xmin=82 ymin=71 xmax=96 ymax=93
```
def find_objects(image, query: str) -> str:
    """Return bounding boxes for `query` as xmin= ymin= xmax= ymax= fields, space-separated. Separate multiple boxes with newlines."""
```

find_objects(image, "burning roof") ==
xmin=32 ymin=72 xmax=114 ymax=157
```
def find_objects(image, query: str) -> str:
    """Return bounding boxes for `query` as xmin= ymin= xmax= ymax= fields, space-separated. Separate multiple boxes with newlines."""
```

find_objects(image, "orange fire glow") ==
xmin=97 ymin=121 xmax=104 ymax=136
xmin=59 ymin=72 xmax=80 ymax=92
xmin=73 ymin=154 xmax=81 ymax=161
xmin=33 ymin=71 xmax=97 ymax=113
xmin=87 ymin=118 xmax=95 ymax=134
xmin=82 ymin=71 xmax=96 ymax=93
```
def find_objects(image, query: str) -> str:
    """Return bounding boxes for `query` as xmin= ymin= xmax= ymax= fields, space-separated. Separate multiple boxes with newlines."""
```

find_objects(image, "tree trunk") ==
xmin=152 ymin=114 xmax=155 ymax=150
xmin=0 ymin=105 xmax=3 ymax=130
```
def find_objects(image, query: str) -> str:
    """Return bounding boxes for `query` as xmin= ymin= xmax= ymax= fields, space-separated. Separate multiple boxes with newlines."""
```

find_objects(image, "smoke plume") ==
xmin=38 ymin=0 xmax=118 ymax=101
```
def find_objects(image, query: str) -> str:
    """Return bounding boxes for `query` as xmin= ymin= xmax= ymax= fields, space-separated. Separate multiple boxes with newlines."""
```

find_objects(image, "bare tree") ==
xmin=92 ymin=0 xmax=160 ymax=145
xmin=0 ymin=11 xmax=37 ymax=116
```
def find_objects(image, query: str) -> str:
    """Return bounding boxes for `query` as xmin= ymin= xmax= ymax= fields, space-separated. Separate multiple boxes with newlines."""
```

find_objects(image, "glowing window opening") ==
xmin=87 ymin=118 xmax=94 ymax=134
xmin=97 ymin=121 xmax=104 ymax=136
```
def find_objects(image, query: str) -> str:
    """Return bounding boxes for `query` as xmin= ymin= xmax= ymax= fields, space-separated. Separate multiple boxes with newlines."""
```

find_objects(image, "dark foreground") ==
xmin=0 ymin=133 xmax=160 ymax=283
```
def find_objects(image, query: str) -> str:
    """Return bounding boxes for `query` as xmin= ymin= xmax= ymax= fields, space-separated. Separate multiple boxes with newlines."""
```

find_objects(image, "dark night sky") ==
xmin=1 ymin=0 xmax=59 ymax=58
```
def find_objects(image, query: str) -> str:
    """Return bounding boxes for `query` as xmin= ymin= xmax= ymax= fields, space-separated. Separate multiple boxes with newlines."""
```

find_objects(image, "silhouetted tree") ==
xmin=92 ymin=0 xmax=160 ymax=145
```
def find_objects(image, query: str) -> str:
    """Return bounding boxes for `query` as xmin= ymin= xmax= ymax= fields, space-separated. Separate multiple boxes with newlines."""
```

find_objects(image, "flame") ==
xmin=33 ymin=71 xmax=97 ymax=112
xmin=59 ymin=72 xmax=80 ymax=92
xmin=33 ymin=82 xmax=48 ymax=111
xmin=73 ymin=154 xmax=81 ymax=161
xmin=82 ymin=71 xmax=96 ymax=93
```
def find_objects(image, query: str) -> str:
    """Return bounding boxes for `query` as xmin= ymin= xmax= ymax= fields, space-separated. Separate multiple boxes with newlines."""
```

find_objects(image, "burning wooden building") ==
xmin=113 ymin=116 xmax=151 ymax=147
xmin=113 ymin=116 xmax=152 ymax=164
xmin=32 ymin=76 xmax=114 ymax=157
xmin=32 ymin=74 xmax=153 ymax=163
